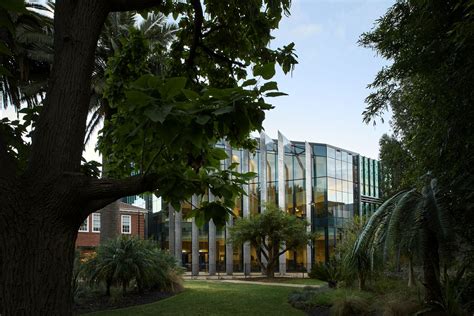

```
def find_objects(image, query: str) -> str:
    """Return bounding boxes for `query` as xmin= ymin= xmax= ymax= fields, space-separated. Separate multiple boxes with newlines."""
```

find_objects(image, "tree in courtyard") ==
xmin=229 ymin=204 xmax=313 ymax=278
xmin=0 ymin=0 xmax=297 ymax=314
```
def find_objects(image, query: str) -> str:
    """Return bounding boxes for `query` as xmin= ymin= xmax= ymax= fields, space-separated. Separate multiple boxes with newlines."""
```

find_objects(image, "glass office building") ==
xmin=149 ymin=131 xmax=382 ymax=275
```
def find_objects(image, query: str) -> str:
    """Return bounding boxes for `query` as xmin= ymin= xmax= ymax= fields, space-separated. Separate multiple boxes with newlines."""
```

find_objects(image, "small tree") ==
xmin=229 ymin=204 xmax=313 ymax=278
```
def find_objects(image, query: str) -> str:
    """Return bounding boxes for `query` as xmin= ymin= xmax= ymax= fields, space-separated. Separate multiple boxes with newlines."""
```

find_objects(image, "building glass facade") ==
xmin=149 ymin=132 xmax=382 ymax=275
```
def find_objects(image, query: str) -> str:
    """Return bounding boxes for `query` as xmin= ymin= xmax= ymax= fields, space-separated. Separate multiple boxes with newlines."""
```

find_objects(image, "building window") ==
xmin=121 ymin=215 xmax=131 ymax=234
xmin=92 ymin=213 xmax=101 ymax=233
xmin=79 ymin=217 xmax=89 ymax=232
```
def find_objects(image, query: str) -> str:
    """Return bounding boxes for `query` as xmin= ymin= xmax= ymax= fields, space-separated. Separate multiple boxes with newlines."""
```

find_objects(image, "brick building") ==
xmin=76 ymin=202 xmax=148 ymax=250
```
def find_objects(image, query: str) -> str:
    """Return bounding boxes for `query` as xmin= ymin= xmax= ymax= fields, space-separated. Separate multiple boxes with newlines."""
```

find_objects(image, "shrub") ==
xmin=309 ymin=260 xmax=342 ymax=288
xmin=330 ymin=295 xmax=371 ymax=316
xmin=288 ymin=287 xmax=321 ymax=310
xmin=84 ymin=237 xmax=183 ymax=295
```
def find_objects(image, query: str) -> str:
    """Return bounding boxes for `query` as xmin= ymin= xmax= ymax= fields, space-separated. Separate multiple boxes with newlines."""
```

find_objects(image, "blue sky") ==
xmin=261 ymin=0 xmax=394 ymax=158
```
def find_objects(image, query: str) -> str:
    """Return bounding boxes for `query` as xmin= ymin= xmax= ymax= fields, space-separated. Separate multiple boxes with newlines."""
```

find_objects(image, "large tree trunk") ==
xmin=0 ymin=198 xmax=80 ymax=315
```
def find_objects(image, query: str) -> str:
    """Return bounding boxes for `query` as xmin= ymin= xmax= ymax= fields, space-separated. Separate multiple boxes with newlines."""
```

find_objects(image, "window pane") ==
xmin=316 ymin=177 xmax=327 ymax=191
xmin=122 ymin=215 xmax=131 ymax=234
xmin=315 ymin=156 xmax=326 ymax=177
xmin=335 ymin=150 xmax=342 ymax=161
xmin=313 ymin=144 xmax=327 ymax=156
xmin=79 ymin=217 xmax=88 ymax=232
xmin=342 ymin=151 xmax=348 ymax=162
xmin=327 ymin=158 xmax=336 ymax=178
xmin=328 ymin=177 xmax=336 ymax=191
xmin=92 ymin=213 xmax=101 ymax=232
xmin=327 ymin=147 xmax=336 ymax=159
xmin=335 ymin=159 xmax=342 ymax=179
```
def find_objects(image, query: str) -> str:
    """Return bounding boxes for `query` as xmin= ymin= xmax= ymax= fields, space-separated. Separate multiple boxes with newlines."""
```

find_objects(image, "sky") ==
xmin=262 ymin=0 xmax=394 ymax=159
xmin=0 ymin=0 xmax=395 ymax=161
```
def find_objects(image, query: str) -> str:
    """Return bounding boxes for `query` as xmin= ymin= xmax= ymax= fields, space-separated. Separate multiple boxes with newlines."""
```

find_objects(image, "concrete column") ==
xmin=259 ymin=132 xmax=268 ymax=208
xmin=242 ymin=149 xmax=251 ymax=276
xmin=225 ymin=215 xmax=233 ymax=275
xmin=208 ymin=191 xmax=216 ymax=275
xmin=277 ymin=131 xmax=286 ymax=275
xmin=168 ymin=204 xmax=175 ymax=257
xmin=174 ymin=207 xmax=182 ymax=266
xmin=191 ymin=195 xmax=199 ymax=276
xmin=208 ymin=219 xmax=216 ymax=275
xmin=305 ymin=141 xmax=313 ymax=273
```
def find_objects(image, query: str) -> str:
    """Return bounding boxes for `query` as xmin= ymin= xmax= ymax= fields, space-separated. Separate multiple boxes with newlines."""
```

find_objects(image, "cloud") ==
xmin=291 ymin=24 xmax=323 ymax=39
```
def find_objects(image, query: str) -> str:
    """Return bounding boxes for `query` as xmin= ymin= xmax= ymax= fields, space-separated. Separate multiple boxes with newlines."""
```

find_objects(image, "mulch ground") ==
xmin=74 ymin=290 xmax=174 ymax=314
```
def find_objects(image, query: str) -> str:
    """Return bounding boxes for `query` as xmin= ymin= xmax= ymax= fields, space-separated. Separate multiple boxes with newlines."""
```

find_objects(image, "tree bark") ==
xmin=0 ymin=195 xmax=79 ymax=315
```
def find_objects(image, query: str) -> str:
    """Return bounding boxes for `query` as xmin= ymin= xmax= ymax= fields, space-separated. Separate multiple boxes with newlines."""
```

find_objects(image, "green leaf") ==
xmin=196 ymin=115 xmax=210 ymax=125
xmin=211 ymin=148 xmax=228 ymax=161
xmin=260 ymin=81 xmax=278 ymax=92
xmin=182 ymin=89 xmax=199 ymax=101
xmin=161 ymin=77 xmax=187 ymax=100
xmin=125 ymin=90 xmax=154 ymax=107
xmin=214 ymin=106 xmax=234 ymax=115
xmin=253 ymin=63 xmax=276 ymax=80
xmin=265 ymin=92 xmax=288 ymax=97
xmin=242 ymin=79 xmax=257 ymax=87
xmin=144 ymin=104 xmax=173 ymax=123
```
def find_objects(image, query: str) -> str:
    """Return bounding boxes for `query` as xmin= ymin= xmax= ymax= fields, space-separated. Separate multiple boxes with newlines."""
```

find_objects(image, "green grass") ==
xmin=87 ymin=280 xmax=304 ymax=316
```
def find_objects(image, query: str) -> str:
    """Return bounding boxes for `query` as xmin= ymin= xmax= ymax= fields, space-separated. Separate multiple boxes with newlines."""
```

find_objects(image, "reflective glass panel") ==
xmin=327 ymin=158 xmax=336 ymax=178
xmin=327 ymin=147 xmax=336 ymax=159
xmin=315 ymin=156 xmax=327 ymax=177
xmin=314 ymin=144 xmax=327 ymax=156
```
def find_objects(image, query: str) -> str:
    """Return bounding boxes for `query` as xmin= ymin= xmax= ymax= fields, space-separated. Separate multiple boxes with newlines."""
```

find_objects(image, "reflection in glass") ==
xmin=327 ymin=158 xmax=336 ymax=178
xmin=315 ymin=156 xmax=327 ymax=178
xmin=327 ymin=147 xmax=336 ymax=159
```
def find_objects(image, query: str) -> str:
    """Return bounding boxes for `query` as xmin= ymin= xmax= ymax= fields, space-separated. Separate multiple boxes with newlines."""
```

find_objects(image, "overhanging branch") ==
xmin=81 ymin=173 xmax=159 ymax=202
xmin=186 ymin=0 xmax=204 ymax=69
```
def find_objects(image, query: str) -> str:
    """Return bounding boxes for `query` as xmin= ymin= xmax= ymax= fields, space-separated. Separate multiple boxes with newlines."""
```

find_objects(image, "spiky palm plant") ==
xmin=87 ymin=237 xmax=155 ymax=295
xmin=0 ymin=2 xmax=53 ymax=109
xmin=350 ymin=178 xmax=454 ymax=304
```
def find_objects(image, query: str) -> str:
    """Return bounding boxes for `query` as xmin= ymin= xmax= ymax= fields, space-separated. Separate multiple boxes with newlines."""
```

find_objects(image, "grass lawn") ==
xmin=87 ymin=280 xmax=304 ymax=316
xmin=235 ymin=277 xmax=325 ymax=286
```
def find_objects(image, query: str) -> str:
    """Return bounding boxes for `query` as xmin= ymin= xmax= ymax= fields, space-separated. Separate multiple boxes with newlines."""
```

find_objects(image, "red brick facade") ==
xmin=75 ymin=203 xmax=147 ymax=249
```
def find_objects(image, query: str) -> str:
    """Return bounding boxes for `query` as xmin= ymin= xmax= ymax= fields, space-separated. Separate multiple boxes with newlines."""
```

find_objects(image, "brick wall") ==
xmin=75 ymin=211 xmax=146 ymax=249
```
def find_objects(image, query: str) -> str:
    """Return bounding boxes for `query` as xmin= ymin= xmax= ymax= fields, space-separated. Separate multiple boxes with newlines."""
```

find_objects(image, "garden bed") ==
xmin=74 ymin=290 xmax=175 ymax=314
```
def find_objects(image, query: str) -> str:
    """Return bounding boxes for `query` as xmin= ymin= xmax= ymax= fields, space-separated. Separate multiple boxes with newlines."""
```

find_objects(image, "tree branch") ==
xmin=81 ymin=173 xmax=159 ymax=203
xmin=107 ymin=0 xmax=165 ymax=12
xmin=186 ymin=0 xmax=204 ymax=69
xmin=200 ymin=44 xmax=246 ymax=68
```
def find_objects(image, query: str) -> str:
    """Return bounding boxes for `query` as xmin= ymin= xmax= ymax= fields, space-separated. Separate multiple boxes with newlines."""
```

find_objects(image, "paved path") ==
xmin=190 ymin=279 xmax=327 ymax=289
